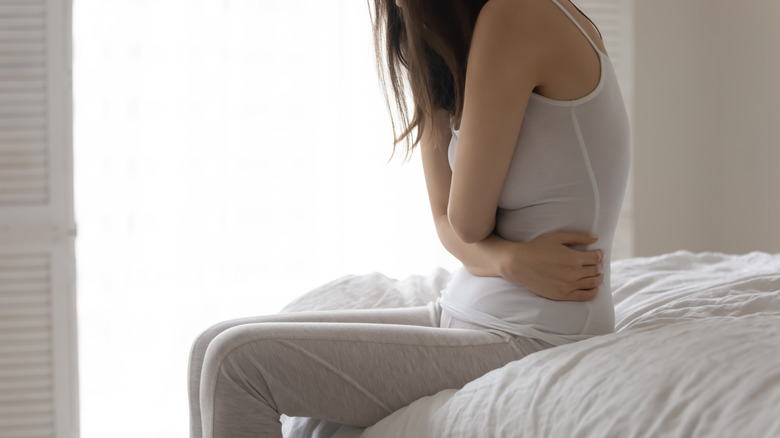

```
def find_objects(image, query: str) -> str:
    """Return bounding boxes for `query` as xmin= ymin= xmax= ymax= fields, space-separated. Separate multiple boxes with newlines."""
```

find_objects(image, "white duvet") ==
xmin=280 ymin=251 xmax=780 ymax=438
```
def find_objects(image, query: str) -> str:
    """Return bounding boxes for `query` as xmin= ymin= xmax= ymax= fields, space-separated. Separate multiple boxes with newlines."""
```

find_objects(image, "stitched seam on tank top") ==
xmin=570 ymin=108 xmax=600 ymax=235
xmin=570 ymin=99 xmax=601 ymax=337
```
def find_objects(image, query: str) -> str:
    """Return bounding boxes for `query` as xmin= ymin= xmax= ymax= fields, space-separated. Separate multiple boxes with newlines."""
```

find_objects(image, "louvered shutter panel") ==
xmin=0 ymin=0 xmax=79 ymax=437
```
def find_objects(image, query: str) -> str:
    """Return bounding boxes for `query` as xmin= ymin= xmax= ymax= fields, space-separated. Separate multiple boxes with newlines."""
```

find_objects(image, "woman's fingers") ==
xmin=568 ymin=288 xmax=599 ymax=302
xmin=576 ymin=273 xmax=603 ymax=290
xmin=563 ymin=270 xmax=604 ymax=302
xmin=581 ymin=264 xmax=601 ymax=278
xmin=560 ymin=276 xmax=601 ymax=302
xmin=516 ymin=231 xmax=607 ymax=302
xmin=581 ymin=249 xmax=603 ymax=266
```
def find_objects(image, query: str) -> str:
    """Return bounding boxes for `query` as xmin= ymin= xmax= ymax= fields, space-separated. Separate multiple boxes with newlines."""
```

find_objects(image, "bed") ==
xmin=278 ymin=251 xmax=780 ymax=437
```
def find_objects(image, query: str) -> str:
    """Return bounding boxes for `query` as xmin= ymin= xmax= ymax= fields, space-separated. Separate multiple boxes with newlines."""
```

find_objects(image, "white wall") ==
xmin=633 ymin=0 xmax=780 ymax=256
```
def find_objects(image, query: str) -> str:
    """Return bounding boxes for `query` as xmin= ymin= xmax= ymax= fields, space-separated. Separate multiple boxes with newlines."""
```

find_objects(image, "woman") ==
xmin=189 ymin=0 xmax=629 ymax=436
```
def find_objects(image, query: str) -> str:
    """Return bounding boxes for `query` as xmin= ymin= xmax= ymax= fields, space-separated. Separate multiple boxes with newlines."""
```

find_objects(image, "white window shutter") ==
xmin=0 ymin=0 xmax=78 ymax=437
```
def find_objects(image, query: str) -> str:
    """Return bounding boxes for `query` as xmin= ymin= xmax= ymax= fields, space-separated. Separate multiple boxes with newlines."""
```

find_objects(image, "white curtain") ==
xmin=73 ymin=0 xmax=632 ymax=436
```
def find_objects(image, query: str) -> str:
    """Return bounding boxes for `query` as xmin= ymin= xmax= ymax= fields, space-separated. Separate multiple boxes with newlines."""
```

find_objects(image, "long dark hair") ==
xmin=370 ymin=0 xmax=487 ymax=159
xmin=369 ymin=0 xmax=602 ymax=160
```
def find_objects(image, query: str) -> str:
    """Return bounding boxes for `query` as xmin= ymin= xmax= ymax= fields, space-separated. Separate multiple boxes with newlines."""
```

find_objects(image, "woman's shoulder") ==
xmin=474 ymin=0 xmax=556 ymax=55
xmin=478 ymin=0 xmax=556 ymax=28
xmin=472 ymin=0 xmax=555 ymax=72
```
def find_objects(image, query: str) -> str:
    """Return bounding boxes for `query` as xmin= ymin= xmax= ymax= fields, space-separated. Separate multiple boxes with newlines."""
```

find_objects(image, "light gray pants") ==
xmin=189 ymin=301 xmax=554 ymax=438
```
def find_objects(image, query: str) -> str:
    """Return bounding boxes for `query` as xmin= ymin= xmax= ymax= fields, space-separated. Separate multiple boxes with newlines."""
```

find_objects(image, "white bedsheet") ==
xmin=281 ymin=251 xmax=780 ymax=438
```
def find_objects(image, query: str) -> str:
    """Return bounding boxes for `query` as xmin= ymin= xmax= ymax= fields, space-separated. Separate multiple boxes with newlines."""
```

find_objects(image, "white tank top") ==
xmin=438 ymin=0 xmax=631 ymax=346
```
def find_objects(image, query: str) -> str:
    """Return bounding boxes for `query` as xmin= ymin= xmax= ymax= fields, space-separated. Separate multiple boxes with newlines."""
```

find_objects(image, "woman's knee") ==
xmin=190 ymin=316 xmax=265 ymax=362
xmin=190 ymin=312 xmax=315 ymax=362
xmin=200 ymin=324 xmax=281 ymax=372
xmin=199 ymin=326 xmax=285 ymax=403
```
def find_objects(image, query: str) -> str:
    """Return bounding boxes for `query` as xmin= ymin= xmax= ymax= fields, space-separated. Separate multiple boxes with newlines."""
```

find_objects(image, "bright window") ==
xmin=74 ymin=1 xmax=632 ymax=436
xmin=74 ymin=1 xmax=457 ymax=436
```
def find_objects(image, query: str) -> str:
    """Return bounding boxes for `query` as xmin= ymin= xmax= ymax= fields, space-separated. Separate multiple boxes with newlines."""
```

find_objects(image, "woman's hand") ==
xmin=496 ymin=231 xmax=604 ymax=302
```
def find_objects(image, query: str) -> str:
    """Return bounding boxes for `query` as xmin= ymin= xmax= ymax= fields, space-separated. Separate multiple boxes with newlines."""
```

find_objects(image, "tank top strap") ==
xmin=548 ymin=0 xmax=603 ymax=55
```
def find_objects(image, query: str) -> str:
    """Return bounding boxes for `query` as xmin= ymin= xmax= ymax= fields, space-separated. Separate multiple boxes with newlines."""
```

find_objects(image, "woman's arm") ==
xmin=446 ymin=0 xmax=543 ymax=243
xmin=421 ymin=109 xmax=603 ymax=302
xmin=420 ymin=108 xmax=507 ymax=278
xmin=421 ymin=0 xmax=604 ymax=301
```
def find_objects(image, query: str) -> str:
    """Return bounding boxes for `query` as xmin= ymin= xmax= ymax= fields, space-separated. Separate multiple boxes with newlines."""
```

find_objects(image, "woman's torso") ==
xmin=438 ymin=0 xmax=631 ymax=346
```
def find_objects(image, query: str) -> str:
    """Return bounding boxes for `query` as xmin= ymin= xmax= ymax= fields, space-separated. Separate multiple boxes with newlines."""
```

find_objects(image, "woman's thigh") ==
xmin=190 ymin=304 xmax=438 ymax=385
xmin=201 ymin=317 xmax=545 ymax=432
xmin=189 ymin=304 xmax=438 ymax=437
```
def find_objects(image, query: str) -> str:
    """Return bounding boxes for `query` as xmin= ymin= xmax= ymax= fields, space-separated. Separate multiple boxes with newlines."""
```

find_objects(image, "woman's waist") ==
xmin=442 ymin=268 xmax=557 ymax=319
xmin=442 ymin=266 xmax=614 ymax=336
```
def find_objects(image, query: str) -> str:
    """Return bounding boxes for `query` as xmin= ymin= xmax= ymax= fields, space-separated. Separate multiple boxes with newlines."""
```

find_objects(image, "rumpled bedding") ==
xmin=280 ymin=251 xmax=780 ymax=438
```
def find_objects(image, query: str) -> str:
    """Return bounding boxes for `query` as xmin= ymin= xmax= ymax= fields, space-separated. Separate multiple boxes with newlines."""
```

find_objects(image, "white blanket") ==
xmin=281 ymin=251 xmax=780 ymax=438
